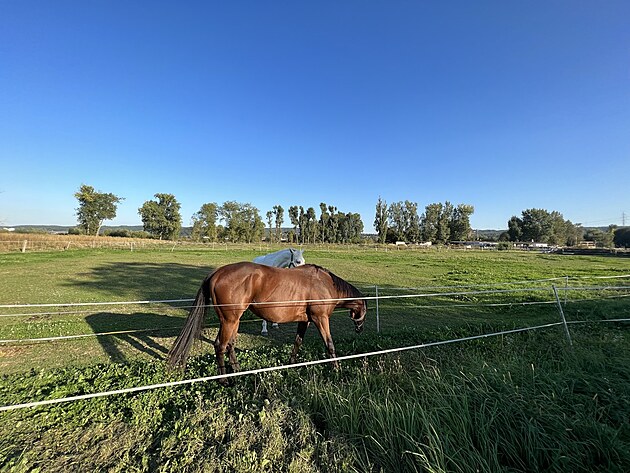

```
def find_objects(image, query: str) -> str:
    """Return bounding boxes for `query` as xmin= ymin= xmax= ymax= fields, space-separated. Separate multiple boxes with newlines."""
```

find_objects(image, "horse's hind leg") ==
xmin=290 ymin=321 xmax=309 ymax=364
xmin=227 ymin=331 xmax=240 ymax=372
xmin=214 ymin=318 xmax=241 ymax=378
xmin=214 ymin=327 xmax=228 ymax=377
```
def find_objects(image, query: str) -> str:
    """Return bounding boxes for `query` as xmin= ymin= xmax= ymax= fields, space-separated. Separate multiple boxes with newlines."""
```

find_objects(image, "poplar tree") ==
xmin=374 ymin=197 xmax=388 ymax=244
xmin=273 ymin=205 xmax=284 ymax=241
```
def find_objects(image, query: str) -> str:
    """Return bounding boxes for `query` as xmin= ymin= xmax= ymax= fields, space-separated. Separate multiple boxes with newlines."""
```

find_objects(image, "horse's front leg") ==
xmin=312 ymin=316 xmax=340 ymax=370
xmin=290 ymin=321 xmax=309 ymax=364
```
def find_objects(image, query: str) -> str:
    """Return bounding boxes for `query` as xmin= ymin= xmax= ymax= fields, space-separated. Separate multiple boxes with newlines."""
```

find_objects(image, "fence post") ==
xmin=552 ymin=285 xmax=573 ymax=346
xmin=21 ymin=240 xmax=27 ymax=253
xmin=564 ymin=276 xmax=568 ymax=306
xmin=375 ymin=285 xmax=380 ymax=333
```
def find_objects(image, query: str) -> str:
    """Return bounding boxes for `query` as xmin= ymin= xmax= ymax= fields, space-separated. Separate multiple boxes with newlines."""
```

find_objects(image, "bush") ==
xmin=130 ymin=231 xmax=152 ymax=239
xmin=104 ymin=229 xmax=132 ymax=238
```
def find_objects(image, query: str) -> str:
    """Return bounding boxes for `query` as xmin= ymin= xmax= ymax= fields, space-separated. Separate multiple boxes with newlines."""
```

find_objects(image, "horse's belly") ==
xmin=252 ymin=304 xmax=308 ymax=323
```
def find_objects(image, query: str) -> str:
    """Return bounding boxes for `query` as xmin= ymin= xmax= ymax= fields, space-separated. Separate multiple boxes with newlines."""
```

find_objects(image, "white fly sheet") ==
xmin=253 ymin=248 xmax=305 ymax=269
xmin=253 ymin=248 xmax=305 ymax=334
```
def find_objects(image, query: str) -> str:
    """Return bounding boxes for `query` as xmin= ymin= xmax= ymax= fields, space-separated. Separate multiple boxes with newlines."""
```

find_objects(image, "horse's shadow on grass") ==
xmin=68 ymin=262 xmax=217 ymax=363
xmin=85 ymin=311 xmax=217 ymax=363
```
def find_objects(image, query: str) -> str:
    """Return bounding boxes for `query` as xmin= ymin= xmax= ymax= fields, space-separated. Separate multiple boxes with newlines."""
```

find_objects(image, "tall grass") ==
xmin=297 ymin=328 xmax=630 ymax=472
xmin=1 ymin=327 xmax=629 ymax=471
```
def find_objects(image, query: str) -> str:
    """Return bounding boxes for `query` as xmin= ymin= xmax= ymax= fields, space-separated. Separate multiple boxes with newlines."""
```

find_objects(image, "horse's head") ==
xmin=288 ymin=248 xmax=306 ymax=268
xmin=350 ymin=299 xmax=367 ymax=333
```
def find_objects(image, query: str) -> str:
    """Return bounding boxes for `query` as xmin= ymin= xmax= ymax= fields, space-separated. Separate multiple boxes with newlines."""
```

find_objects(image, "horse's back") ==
xmin=209 ymin=262 xmax=332 ymax=302
xmin=209 ymin=262 xmax=282 ymax=291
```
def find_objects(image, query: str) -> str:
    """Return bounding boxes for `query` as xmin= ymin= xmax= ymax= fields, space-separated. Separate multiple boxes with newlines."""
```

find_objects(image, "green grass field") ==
xmin=1 ymin=246 xmax=630 ymax=472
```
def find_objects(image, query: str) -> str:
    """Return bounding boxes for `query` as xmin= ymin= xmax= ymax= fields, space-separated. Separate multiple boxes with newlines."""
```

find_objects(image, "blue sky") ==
xmin=1 ymin=1 xmax=629 ymax=231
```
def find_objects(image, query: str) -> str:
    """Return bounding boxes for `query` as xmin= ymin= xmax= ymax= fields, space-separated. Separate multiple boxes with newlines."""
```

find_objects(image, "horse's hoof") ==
xmin=272 ymin=323 xmax=279 ymax=329
xmin=261 ymin=330 xmax=268 ymax=336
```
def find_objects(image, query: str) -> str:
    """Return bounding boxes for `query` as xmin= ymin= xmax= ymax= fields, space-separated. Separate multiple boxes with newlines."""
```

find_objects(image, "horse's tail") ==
xmin=167 ymin=275 xmax=211 ymax=369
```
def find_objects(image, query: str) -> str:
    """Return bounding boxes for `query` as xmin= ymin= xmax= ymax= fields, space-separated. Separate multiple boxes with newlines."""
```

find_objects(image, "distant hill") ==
xmin=475 ymin=229 xmax=506 ymax=241
xmin=7 ymin=225 xmax=146 ymax=234
xmin=6 ymin=225 xmax=510 ymax=241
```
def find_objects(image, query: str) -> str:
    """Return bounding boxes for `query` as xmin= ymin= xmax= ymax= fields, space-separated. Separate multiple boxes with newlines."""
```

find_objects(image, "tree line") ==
xmin=190 ymin=202 xmax=364 ymax=244
xmin=73 ymin=185 xmax=630 ymax=248
xmin=73 ymin=185 xmax=364 ymax=243
xmin=373 ymin=197 xmax=475 ymax=244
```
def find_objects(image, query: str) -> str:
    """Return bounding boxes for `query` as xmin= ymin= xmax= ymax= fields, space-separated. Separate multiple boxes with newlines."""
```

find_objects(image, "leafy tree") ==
xmin=584 ymin=227 xmax=614 ymax=248
xmin=288 ymin=206 xmax=299 ymax=243
xmin=374 ymin=197 xmax=388 ymax=244
xmin=566 ymin=223 xmax=583 ymax=247
xmin=328 ymin=205 xmax=339 ymax=243
xmin=507 ymin=216 xmax=523 ymax=241
xmin=138 ymin=193 xmax=182 ymax=240
xmin=345 ymin=212 xmax=364 ymax=243
xmin=436 ymin=202 xmax=453 ymax=244
xmin=74 ymin=184 xmax=123 ymax=236
xmin=507 ymin=208 xmax=580 ymax=246
xmin=218 ymin=201 xmax=240 ymax=242
xmin=404 ymin=201 xmax=421 ymax=243
xmin=297 ymin=206 xmax=306 ymax=244
xmin=450 ymin=204 xmax=474 ymax=241
xmin=266 ymin=210 xmax=274 ymax=242
xmin=218 ymin=201 xmax=264 ymax=243
xmin=387 ymin=202 xmax=406 ymax=242
xmin=306 ymin=207 xmax=318 ymax=244
xmin=421 ymin=203 xmax=441 ymax=243
xmin=520 ymin=208 xmax=553 ymax=242
xmin=614 ymin=227 xmax=630 ymax=248
xmin=191 ymin=202 xmax=218 ymax=242
xmin=319 ymin=203 xmax=331 ymax=243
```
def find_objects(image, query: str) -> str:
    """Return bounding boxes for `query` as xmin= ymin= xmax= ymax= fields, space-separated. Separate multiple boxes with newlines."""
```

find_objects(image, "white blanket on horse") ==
xmin=253 ymin=248 xmax=305 ymax=334
xmin=253 ymin=248 xmax=304 ymax=268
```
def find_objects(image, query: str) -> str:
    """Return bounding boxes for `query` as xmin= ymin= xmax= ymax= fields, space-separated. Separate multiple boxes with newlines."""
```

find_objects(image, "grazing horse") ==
xmin=167 ymin=262 xmax=367 ymax=375
xmin=253 ymin=248 xmax=305 ymax=334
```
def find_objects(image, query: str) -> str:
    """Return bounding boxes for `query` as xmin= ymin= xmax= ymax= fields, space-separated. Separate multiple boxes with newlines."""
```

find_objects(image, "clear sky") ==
xmin=1 ymin=1 xmax=629 ymax=231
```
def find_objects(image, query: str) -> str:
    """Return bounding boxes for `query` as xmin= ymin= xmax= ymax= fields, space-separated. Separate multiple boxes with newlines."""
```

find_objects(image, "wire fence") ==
xmin=1 ymin=274 xmax=629 ymax=412
xmin=1 ymin=274 xmax=629 ymax=342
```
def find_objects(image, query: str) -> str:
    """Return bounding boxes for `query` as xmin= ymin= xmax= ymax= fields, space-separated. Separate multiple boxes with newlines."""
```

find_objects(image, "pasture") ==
xmin=1 ymin=244 xmax=630 ymax=472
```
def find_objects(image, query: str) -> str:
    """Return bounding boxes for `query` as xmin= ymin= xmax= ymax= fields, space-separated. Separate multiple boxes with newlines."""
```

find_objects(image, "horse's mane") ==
xmin=309 ymin=265 xmax=363 ymax=298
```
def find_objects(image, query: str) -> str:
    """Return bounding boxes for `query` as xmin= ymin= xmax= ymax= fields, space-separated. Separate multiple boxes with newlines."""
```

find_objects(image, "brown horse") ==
xmin=167 ymin=262 xmax=367 ymax=375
